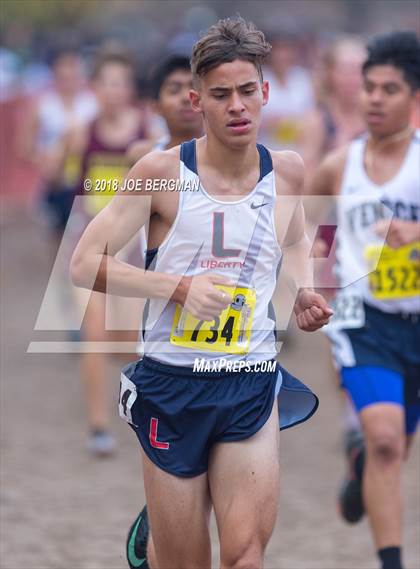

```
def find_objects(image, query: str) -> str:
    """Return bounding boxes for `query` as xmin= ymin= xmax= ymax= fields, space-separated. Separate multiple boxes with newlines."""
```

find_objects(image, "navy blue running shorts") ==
xmin=330 ymin=303 xmax=420 ymax=434
xmin=43 ymin=185 xmax=76 ymax=231
xmin=119 ymin=356 xmax=318 ymax=477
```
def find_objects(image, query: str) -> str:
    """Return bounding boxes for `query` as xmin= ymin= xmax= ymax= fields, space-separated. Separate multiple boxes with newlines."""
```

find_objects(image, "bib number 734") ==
xmin=170 ymin=285 xmax=256 ymax=354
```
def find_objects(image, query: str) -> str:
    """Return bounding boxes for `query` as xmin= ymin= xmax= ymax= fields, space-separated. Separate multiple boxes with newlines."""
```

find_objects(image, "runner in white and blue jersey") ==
xmin=309 ymin=31 xmax=420 ymax=569
xmin=70 ymin=18 xmax=332 ymax=569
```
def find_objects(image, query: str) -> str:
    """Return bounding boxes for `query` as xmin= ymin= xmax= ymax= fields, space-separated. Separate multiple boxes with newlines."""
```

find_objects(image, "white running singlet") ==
xmin=142 ymin=139 xmax=282 ymax=366
xmin=37 ymin=90 xmax=98 ymax=150
xmin=334 ymin=131 xmax=420 ymax=314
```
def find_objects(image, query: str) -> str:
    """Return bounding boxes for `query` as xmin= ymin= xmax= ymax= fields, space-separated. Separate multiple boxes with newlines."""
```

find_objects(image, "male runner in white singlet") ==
xmin=71 ymin=18 xmax=332 ymax=569
xmin=310 ymin=31 xmax=419 ymax=569
xmin=127 ymin=55 xmax=203 ymax=358
xmin=127 ymin=55 xmax=203 ymax=165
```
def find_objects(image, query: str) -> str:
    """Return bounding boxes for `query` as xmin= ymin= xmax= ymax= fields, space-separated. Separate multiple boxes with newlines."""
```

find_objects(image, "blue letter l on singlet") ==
xmin=212 ymin=212 xmax=241 ymax=257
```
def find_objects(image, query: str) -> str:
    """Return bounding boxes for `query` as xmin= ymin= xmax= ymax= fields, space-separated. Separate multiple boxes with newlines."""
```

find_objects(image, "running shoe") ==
xmin=338 ymin=430 xmax=365 ymax=524
xmin=87 ymin=430 xmax=116 ymax=457
xmin=126 ymin=505 xmax=149 ymax=569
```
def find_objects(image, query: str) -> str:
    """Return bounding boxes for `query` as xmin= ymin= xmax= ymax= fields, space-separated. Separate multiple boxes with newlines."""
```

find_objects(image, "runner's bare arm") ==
xmin=126 ymin=139 xmax=156 ymax=167
xmin=374 ymin=218 xmax=420 ymax=248
xmin=17 ymin=101 xmax=39 ymax=163
xmin=70 ymin=149 xmax=231 ymax=319
xmin=284 ymin=203 xmax=333 ymax=330
xmin=66 ymin=123 xmax=90 ymax=156
xmin=272 ymin=151 xmax=333 ymax=330
xmin=17 ymin=102 xmax=64 ymax=182
xmin=272 ymin=152 xmax=312 ymax=284
xmin=299 ymin=109 xmax=326 ymax=188
xmin=70 ymin=150 xmax=184 ymax=300
xmin=45 ymin=124 xmax=88 ymax=183
xmin=306 ymin=147 xmax=347 ymax=198
xmin=272 ymin=151 xmax=314 ymax=279
xmin=302 ymin=147 xmax=348 ymax=256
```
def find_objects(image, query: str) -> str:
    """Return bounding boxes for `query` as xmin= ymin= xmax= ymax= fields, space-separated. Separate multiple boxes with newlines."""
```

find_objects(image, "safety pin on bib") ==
xmin=174 ymin=308 xmax=188 ymax=337
xmin=238 ymin=304 xmax=251 ymax=345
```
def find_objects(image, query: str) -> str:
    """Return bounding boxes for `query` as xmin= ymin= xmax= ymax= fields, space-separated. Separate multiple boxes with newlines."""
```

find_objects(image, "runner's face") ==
xmin=94 ymin=63 xmax=135 ymax=111
xmin=331 ymin=48 xmax=364 ymax=103
xmin=54 ymin=54 xmax=85 ymax=95
xmin=270 ymin=40 xmax=295 ymax=77
xmin=157 ymin=69 xmax=202 ymax=135
xmin=190 ymin=60 xmax=268 ymax=148
xmin=362 ymin=65 xmax=415 ymax=136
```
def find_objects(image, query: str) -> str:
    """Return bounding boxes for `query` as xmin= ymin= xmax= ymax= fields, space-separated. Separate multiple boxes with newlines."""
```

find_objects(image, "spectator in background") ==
xmin=19 ymin=47 xmax=97 ymax=236
xmin=259 ymin=29 xmax=314 ymax=151
xmin=16 ymin=47 xmax=98 ymax=370
xmin=308 ymin=31 xmax=419 ymax=569
xmin=300 ymin=36 xmax=366 ymax=279
xmin=301 ymin=35 xmax=366 ymax=185
xmin=71 ymin=47 xmax=148 ymax=216
xmin=65 ymin=47 xmax=149 ymax=456
xmin=301 ymin=36 xmax=366 ymax=457
xmin=127 ymin=54 xmax=203 ymax=165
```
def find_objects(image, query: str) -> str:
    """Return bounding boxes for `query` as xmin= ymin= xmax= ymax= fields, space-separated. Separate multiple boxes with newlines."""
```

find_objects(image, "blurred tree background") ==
xmin=2 ymin=0 xmax=419 ymax=61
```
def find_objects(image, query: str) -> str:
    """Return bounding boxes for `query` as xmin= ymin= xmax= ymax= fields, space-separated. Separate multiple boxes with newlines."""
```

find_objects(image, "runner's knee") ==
xmin=220 ymin=538 xmax=263 ymax=569
xmin=367 ymin=429 xmax=404 ymax=465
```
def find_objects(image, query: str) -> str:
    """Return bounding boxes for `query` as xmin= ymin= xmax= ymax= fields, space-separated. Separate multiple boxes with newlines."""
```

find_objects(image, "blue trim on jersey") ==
xmin=180 ymin=140 xmax=274 ymax=181
xmin=141 ymin=247 xmax=159 ymax=340
xmin=256 ymin=143 xmax=273 ymax=180
xmin=145 ymin=247 xmax=158 ymax=270
xmin=180 ymin=139 xmax=198 ymax=174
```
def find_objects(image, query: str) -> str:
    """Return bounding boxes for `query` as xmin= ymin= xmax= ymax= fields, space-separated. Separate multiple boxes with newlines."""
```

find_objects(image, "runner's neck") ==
xmin=198 ymin=136 xmax=260 ymax=182
xmin=368 ymin=123 xmax=413 ymax=149
xmin=167 ymin=131 xmax=202 ymax=149
xmin=364 ymin=124 xmax=414 ymax=177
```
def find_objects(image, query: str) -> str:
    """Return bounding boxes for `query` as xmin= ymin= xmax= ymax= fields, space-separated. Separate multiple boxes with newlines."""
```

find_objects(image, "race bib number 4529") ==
xmin=364 ymin=242 xmax=420 ymax=300
xmin=170 ymin=285 xmax=256 ymax=354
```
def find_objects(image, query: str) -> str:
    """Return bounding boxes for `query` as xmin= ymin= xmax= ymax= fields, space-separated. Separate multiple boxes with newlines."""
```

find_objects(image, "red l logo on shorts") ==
xmin=149 ymin=418 xmax=170 ymax=450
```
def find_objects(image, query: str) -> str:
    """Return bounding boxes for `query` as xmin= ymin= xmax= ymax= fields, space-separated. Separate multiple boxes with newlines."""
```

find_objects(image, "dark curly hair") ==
xmin=362 ymin=31 xmax=420 ymax=91
xmin=150 ymin=55 xmax=191 ymax=100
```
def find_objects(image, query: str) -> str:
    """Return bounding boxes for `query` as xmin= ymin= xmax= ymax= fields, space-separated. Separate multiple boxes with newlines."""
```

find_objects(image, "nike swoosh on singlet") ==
xmin=127 ymin=516 xmax=146 ymax=567
xmin=250 ymin=202 xmax=269 ymax=209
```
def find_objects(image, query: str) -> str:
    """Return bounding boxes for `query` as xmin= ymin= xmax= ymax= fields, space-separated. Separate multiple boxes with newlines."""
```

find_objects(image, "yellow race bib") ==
xmin=364 ymin=241 xmax=420 ymax=300
xmin=273 ymin=118 xmax=300 ymax=145
xmin=63 ymin=153 xmax=82 ymax=187
xmin=170 ymin=285 xmax=256 ymax=354
xmin=84 ymin=164 xmax=126 ymax=216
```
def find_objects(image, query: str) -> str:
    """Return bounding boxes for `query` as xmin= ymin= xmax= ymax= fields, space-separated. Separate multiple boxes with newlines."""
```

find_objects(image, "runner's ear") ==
xmin=189 ymin=89 xmax=202 ymax=113
xmin=262 ymin=80 xmax=269 ymax=106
